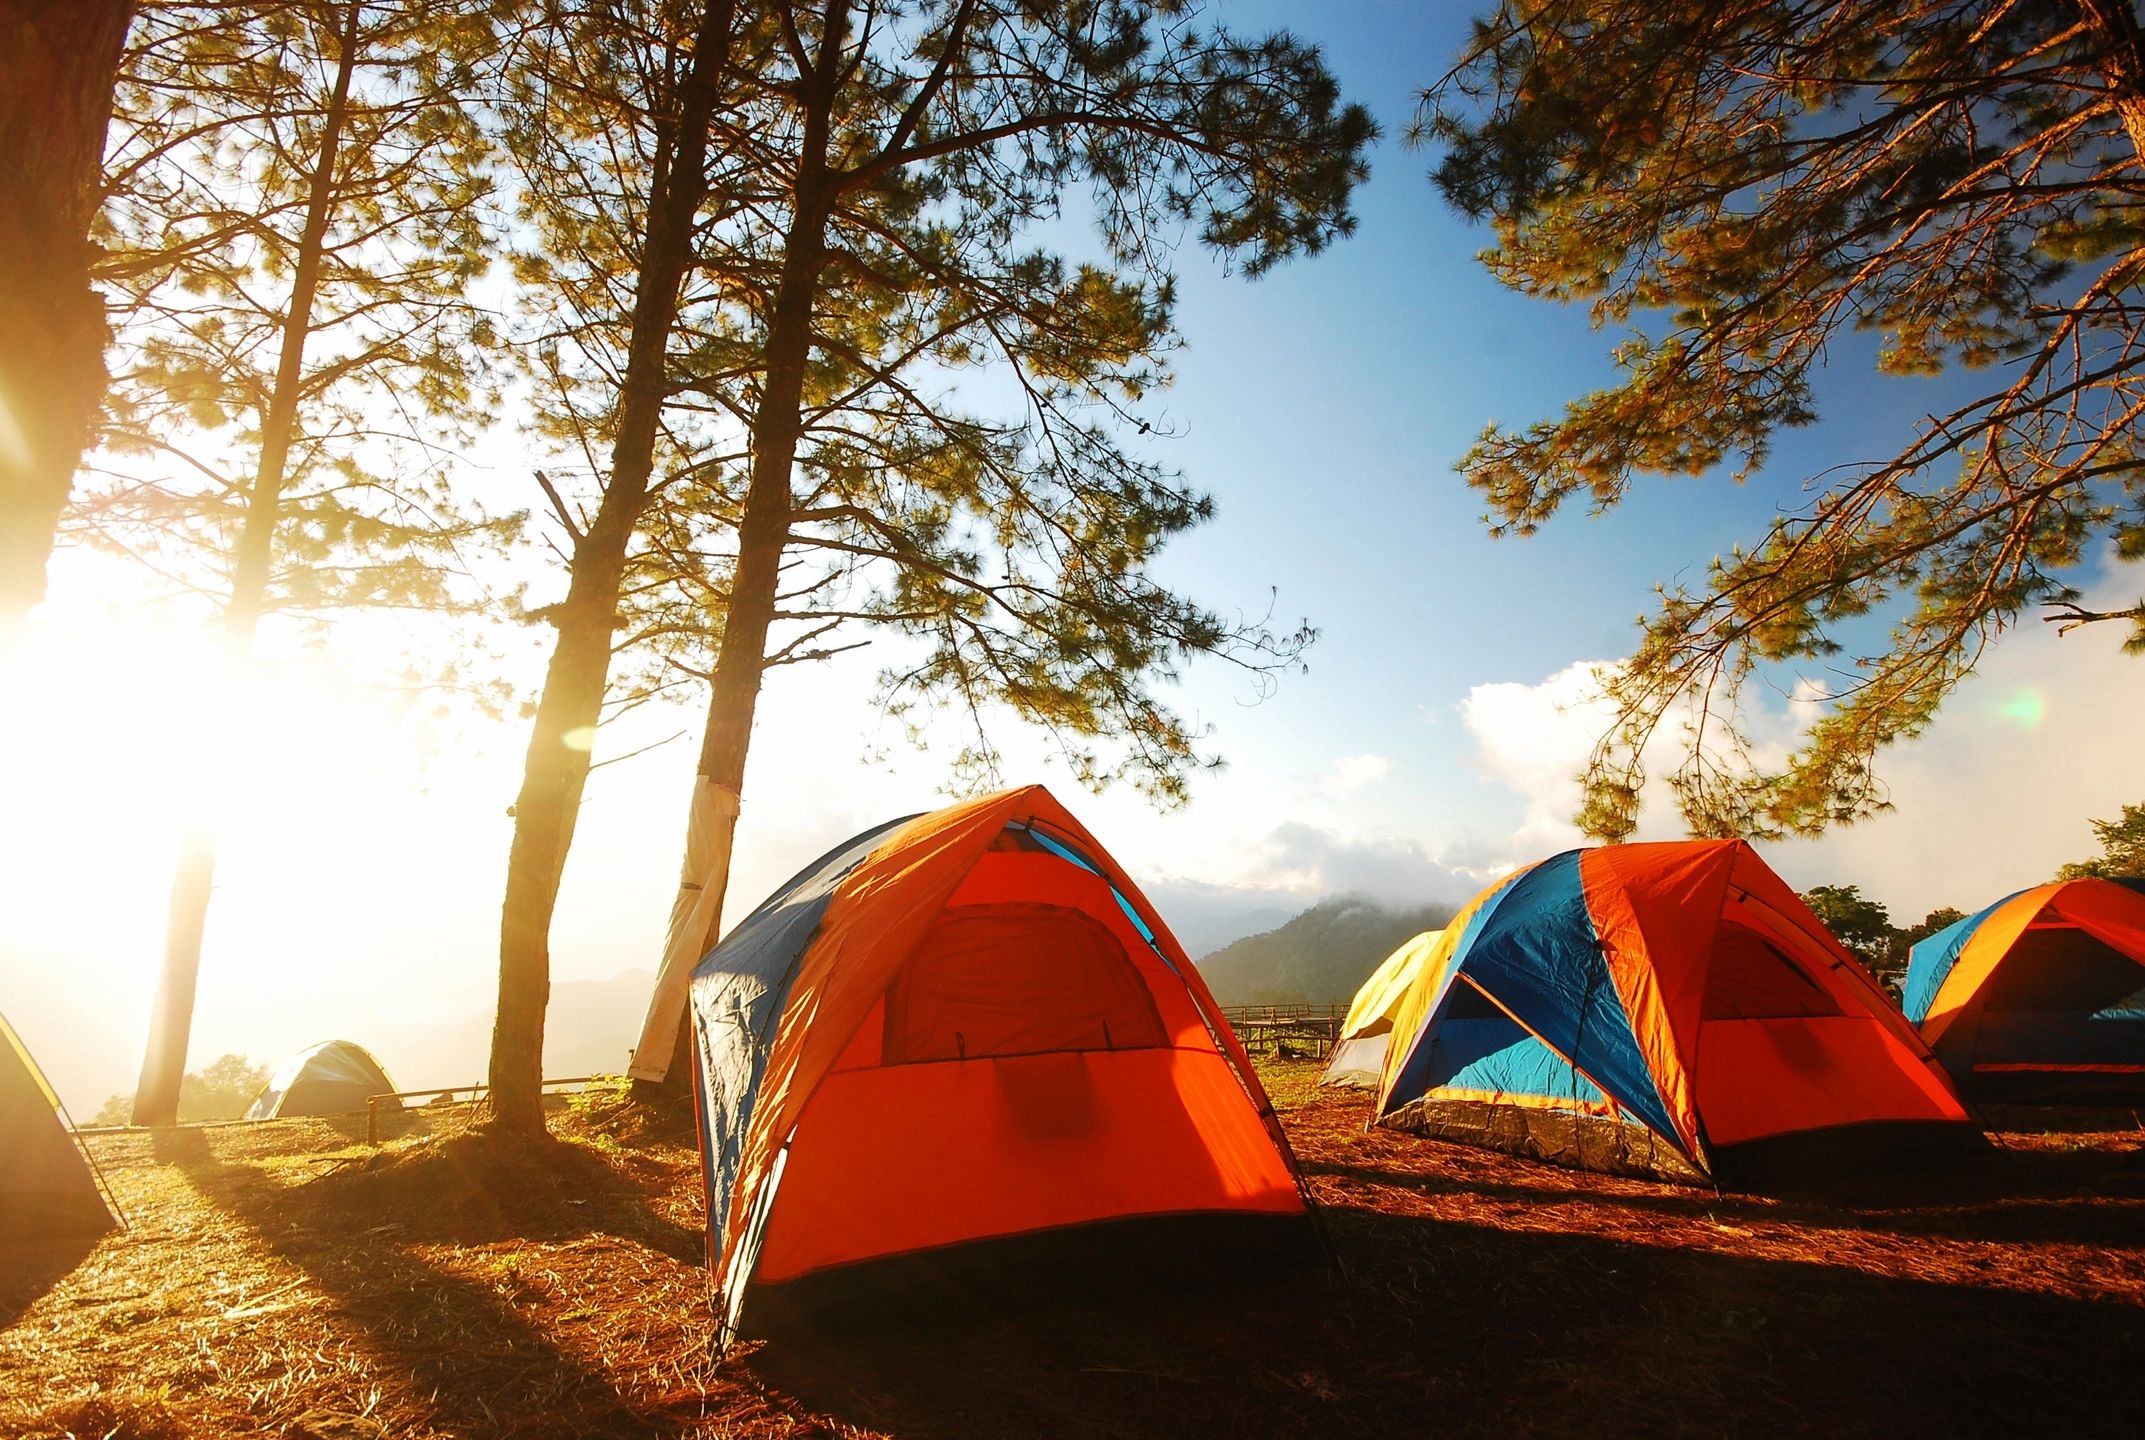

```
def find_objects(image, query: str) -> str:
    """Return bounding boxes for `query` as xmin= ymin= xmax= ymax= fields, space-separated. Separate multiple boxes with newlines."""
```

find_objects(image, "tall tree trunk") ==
xmin=487 ymin=0 xmax=737 ymax=1135
xmin=0 ymin=1 xmax=135 ymax=637
xmin=631 ymin=5 xmax=847 ymax=1091
xmin=131 ymin=2 xmax=362 ymax=1127
xmin=2082 ymin=0 xmax=2145 ymax=159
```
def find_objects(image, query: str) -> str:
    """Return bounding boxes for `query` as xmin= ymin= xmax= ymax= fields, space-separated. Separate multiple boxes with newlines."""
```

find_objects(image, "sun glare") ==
xmin=0 ymin=582 xmax=450 ymax=1003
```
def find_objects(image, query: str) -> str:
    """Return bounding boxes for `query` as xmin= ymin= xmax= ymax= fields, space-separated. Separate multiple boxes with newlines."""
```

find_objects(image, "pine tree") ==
xmin=624 ymin=0 xmax=1374 ymax=1088
xmin=88 ymin=1 xmax=517 ymax=1125
xmin=482 ymin=0 xmax=748 ymax=1134
xmin=1421 ymin=0 xmax=2145 ymax=841
xmin=2058 ymin=799 xmax=2145 ymax=878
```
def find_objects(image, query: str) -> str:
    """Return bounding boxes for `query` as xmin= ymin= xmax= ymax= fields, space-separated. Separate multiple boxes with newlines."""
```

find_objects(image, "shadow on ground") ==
xmin=142 ymin=1131 xmax=707 ymax=1437
xmin=1300 ymin=1139 xmax=2145 ymax=1249
xmin=746 ymin=1201 xmax=2145 ymax=1440
xmin=0 ymin=1229 xmax=104 ymax=1330
xmin=15 ymin=1090 xmax=2145 ymax=1440
xmin=301 ymin=1129 xmax=703 ymax=1258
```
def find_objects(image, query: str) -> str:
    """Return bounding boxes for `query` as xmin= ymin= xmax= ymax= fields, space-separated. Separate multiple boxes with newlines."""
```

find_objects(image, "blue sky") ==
xmin=5 ymin=2 xmax=2143 ymax=1112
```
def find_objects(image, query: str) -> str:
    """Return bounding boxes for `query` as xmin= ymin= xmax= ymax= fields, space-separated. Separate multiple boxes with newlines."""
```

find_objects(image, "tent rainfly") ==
xmin=1320 ymin=929 xmax=1445 ymax=1089
xmin=245 ymin=1041 xmax=398 ymax=1120
xmin=1375 ymin=840 xmax=1984 ymax=1187
xmin=1902 ymin=877 xmax=2145 ymax=1100
xmin=689 ymin=785 xmax=1321 ymax=1341
xmin=1 ymin=1009 xmax=113 ymax=1235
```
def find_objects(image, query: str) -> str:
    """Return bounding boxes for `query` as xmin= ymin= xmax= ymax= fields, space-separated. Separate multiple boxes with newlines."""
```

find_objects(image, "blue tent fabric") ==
xmin=1379 ymin=840 xmax=1983 ymax=1183
xmin=1405 ymin=852 xmax=1681 ymax=1145
xmin=689 ymin=814 xmax=914 ymax=1250
xmin=245 ymin=1040 xmax=395 ymax=1120
xmin=1900 ymin=876 xmax=2145 ymax=1098
xmin=1015 ymin=823 xmax=1176 ymax=970
xmin=1420 ymin=996 xmax=1615 ymax=1111
xmin=1381 ymin=866 xmax=1533 ymax=1109
xmin=1903 ymin=877 xmax=2145 ymax=1023
xmin=1901 ymin=898 xmax=2012 ymax=1022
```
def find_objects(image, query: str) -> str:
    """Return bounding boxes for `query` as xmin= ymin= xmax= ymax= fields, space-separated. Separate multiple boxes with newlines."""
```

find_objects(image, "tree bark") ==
xmin=631 ymin=2 xmax=847 ymax=1091
xmin=2080 ymin=0 xmax=2145 ymax=159
xmin=0 ymin=1 xmax=135 ymax=637
xmin=487 ymin=0 xmax=737 ymax=1135
xmin=131 ymin=1 xmax=362 ymax=1128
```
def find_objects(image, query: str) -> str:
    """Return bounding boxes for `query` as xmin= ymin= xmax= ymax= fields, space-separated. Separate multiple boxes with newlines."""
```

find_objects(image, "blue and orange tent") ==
xmin=1375 ymin=840 xmax=1980 ymax=1186
xmin=1902 ymin=877 xmax=2145 ymax=1099
xmin=245 ymin=1040 xmax=398 ymax=1120
xmin=687 ymin=786 xmax=1317 ymax=1340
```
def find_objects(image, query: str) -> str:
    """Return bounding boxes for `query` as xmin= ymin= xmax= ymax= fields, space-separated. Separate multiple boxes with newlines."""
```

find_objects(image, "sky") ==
xmin=5 ymin=2 xmax=2144 ymax=1114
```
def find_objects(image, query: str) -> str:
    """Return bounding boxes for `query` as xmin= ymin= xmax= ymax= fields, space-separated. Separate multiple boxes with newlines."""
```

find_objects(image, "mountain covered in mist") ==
xmin=362 ymin=970 xmax=658 ymax=1093
xmin=1194 ymin=896 xmax=1455 ymax=1007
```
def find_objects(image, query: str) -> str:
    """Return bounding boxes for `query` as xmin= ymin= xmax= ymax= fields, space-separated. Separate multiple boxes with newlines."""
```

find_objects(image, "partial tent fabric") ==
xmin=1374 ymin=840 xmax=1982 ymax=1187
xmin=688 ymin=785 xmax=1318 ymax=1343
xmin=245 ymin=1040 xmax=399 ymax=1120
xmin=1319 ymin=929 xmax=1444 ymax=1089
xmin=1902 ymin=876 xmax=2145 ymax=1098
xmin=0 ymin=1009 xmax=113 ymax=1235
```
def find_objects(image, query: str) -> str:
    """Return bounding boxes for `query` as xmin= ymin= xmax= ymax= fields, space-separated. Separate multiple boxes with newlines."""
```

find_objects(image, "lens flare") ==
xmin=1996 ymin=687 xmax=2046 ymax=729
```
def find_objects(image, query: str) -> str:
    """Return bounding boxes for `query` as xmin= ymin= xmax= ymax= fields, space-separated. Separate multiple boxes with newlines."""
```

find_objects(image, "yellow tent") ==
xmin=1 ymin=1009 xmax=113 ymax=1234
xmin=1320 ymin=929 xmax=1445 ymax=1088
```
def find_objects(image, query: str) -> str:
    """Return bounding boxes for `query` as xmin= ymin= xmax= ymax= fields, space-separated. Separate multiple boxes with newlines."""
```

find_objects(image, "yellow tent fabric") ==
xmin=1341 ymin=930 xmax=1445 ymax=1041
xmin=1 ymin=1009 xmax=113 ymax=1235
xmin=1321 ymin=930 xmax=1445 ymax=1089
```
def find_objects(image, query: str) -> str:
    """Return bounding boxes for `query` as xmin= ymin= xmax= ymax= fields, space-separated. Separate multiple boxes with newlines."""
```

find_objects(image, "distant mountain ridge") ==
xmin=1194 ymin=896 xmax=1454 ymax=1007
xmin=363 ymin=970 xmax=657 ymax=1093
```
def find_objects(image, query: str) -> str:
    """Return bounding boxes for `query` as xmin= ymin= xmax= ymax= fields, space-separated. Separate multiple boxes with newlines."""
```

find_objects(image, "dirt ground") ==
xmin=5 ymin=1065 xmax=2142 ymax=1439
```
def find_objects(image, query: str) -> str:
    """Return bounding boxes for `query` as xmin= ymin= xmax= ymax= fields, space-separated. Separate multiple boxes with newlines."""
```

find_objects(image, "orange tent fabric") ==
xmin=1377 ymin=840 xmax=1980 ymax=1185
xmin=1902 ymin=877 xmax=2145 ymax=1095
xmin=688 ymin=786 xmax=1313 ymax=1339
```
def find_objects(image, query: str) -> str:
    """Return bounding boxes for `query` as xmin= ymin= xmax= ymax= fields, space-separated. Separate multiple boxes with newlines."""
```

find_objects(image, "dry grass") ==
xmin=3 ymin=1064 xmax=2141 ymax=1438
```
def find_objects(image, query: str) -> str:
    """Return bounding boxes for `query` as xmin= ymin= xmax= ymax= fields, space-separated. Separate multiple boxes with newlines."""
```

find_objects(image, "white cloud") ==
xmin=1455 ymin=561 xmax=2145 ymax=918
xmin=1330 ymin=752 xmax=1392 ymax=790
xmin=1237 ymin=821 xmax=1479 ymax=907
xmin=1456 ymin=660 xmax=1623 ymax=858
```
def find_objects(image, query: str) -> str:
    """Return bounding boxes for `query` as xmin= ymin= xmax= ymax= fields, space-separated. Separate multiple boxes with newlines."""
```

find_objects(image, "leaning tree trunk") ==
xmin=630 ymin=75 xmax=840 ymax=1093
xmin=0 ymin=1 xmax=135 ymax=637
xmin=486 ymin=0 xmax=737 ymax=1136
xmin=131 ymin=1 xmax=361 ymax=1127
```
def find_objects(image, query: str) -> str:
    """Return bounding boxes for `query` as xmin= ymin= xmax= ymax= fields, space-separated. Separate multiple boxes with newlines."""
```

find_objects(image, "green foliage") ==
xmin=1800 ymin=884 xmax=1893 ymax=968
xmin=91 ymin=1052 xmax=271 ymax=1125
xmin=2057 ymin=800 xmax=2145 ymax=878
xmin=1883 ymin=905 xmax=1969 ymax=998
xmin=527 ymin=0 xmax=1375 ymax=803
xmin=84 ymin=0 xmax=523 ymax=639
xmin=1424 ymin=0 xmax=2145 ymax=839
xmin=1198 ymin=898 xmax=1454 ymax=1007
xmin=1801 ymin=885 xmax=1968 ymax=997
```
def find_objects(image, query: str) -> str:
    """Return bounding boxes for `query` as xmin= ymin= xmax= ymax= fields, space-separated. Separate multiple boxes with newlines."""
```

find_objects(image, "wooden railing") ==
xmin=73 ymin=1074 xmax=615 ymax=1140
xmin=1218 ymin=1003 xmax=1347 ymax=1056
xmin=364 ymin=1075 xmax=606 ymax=1142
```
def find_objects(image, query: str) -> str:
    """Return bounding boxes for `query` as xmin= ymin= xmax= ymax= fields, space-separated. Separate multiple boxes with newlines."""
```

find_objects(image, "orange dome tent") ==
xmin=685 ymin=786 xmax=1318 ymax=1341
xmin=1902 ymin=877 xmax=2145 ymax=1099
xmin=1375 ymin=840 xmax=1983 ymax=1186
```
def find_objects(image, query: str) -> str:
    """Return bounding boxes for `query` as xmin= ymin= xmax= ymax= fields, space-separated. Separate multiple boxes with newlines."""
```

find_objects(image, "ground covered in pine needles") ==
xmin=5 ymin=1065 xmax=2142 ymax=1438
